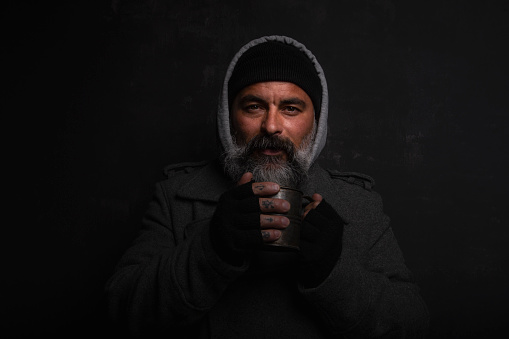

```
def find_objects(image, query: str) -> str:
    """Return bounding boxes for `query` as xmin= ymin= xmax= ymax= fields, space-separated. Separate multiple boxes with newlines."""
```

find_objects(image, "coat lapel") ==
xmin=175 ymin=161 xmax=232 ymax=203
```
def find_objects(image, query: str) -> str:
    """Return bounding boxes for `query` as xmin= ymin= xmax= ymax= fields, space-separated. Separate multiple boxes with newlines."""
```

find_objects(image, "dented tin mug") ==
xmin=264 ymin=187 xmax=313 ymax=251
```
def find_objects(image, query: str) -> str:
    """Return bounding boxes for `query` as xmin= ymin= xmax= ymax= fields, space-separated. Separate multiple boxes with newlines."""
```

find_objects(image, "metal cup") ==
xmin=264 ymin=187 xmax=307 ymax=251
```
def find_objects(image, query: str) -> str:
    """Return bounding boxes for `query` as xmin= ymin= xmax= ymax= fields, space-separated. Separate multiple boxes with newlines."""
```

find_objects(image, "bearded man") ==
xmin=105 ymin=36 xmax=429 ymax=338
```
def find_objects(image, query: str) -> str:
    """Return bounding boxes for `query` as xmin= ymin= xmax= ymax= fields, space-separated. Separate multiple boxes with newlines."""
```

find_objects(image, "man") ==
xmin=105 ymin=35 xmax=429 ymax=338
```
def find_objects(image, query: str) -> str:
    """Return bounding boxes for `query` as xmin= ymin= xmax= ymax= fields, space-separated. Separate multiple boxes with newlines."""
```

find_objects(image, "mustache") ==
xmin=243 ymin=134 xmax=296 ymax=159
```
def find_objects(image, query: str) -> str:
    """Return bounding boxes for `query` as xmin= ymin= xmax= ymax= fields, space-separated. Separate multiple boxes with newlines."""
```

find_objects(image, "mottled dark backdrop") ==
xmin=4 ymin=0 xmax=508 ymax=338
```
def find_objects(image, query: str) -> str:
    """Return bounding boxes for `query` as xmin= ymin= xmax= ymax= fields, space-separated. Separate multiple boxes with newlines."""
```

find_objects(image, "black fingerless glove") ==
xmin=209 ymin=181 xmax=263 ymax=266
xmin=298 ymin=199 xmax=344 ymax=287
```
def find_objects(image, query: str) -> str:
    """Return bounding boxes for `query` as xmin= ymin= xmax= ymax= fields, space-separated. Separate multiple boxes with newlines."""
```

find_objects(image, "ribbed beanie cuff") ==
xmin=228 ymin=41 xmax=322 ymax=119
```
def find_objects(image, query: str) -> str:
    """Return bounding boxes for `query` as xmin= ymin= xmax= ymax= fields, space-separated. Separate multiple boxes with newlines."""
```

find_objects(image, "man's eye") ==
xmin=285 ymin=106 xmax=299 ymax=112
xmin=245 ymin=104 xmax=262 ymax=112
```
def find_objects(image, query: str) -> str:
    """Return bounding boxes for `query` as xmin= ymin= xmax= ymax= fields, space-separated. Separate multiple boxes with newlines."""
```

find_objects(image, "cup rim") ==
xmin=279 ymin=186 xmax=303 ymax=194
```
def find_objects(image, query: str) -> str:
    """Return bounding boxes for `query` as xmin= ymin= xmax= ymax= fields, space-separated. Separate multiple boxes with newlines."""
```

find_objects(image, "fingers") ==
xmin=260 ymin=229 xmax=282 ymax=243
xmin=236 ymin=172 xmax=281 ymax=196
xmin=259 ymin=214 xmax=289 ymax=243
xmin=251 ymin=182 xmax=280 ymax=196
xmin=312 ymin=193 xmax=323 ymax=201
xmin=302 ymin=193 xmax=323 ymax=218
xmin=259 ymin=198 xmax=290 ymax=213
xmin=237 ymin=172 xmax=253 ymax=186
xmin=260 ymin=214 xmax=289 ymax=229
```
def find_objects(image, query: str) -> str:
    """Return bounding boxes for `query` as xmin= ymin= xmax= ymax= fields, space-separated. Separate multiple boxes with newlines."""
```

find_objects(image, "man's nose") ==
xmin=261 ymin=107 xmax=282 ymax=136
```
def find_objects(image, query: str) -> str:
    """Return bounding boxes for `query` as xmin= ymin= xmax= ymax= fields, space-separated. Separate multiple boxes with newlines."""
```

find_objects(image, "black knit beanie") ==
xmin=228 ymin=41 xmax=322 ymax=119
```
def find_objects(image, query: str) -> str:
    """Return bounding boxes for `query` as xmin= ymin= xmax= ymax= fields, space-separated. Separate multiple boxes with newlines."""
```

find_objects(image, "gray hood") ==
xmin=217 ymin=35 xmax=329 ymax=168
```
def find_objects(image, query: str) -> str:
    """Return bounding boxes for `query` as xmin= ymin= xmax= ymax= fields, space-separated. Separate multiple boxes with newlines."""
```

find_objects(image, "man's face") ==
xmin=231 ymin=81 xmax=315 ymax=161
xmin=223 ymin=81 xmax=316 ymax=186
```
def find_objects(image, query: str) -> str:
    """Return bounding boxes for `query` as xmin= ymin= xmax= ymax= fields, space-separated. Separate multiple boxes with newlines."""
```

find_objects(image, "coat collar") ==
xmin=299 ymin=162 xmax=333 ymax=197
xmin=175 ymin=160 xmax=233 ymax=203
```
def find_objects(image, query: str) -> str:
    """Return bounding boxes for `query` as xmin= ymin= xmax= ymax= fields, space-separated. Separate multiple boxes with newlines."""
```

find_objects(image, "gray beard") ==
xmin=222 ymin=125 xmax=316 ymax=188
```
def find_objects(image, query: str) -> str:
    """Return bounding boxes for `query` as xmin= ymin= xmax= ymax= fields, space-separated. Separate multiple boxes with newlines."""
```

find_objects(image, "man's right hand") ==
xmin=209 ymin=172 xmax=290 ymax=265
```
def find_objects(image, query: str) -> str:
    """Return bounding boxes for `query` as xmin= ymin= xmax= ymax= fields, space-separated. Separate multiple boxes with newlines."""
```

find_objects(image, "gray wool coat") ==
xmin=105 ymin=160 xmax=429 ymax=338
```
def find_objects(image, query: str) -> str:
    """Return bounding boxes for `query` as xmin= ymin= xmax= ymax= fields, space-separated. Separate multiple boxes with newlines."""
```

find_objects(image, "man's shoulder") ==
xmin=317 ymin=167 xmax=384 ymax=224
xmin=324 ymin=168 xmax=376 ymax=192
xmin=163 ymin=160 xmax=210 ymax=178
xmin=158 ymin=159 xmax=229 ymax=203
xmin=158 ymin=160 xmax=213 ymax=194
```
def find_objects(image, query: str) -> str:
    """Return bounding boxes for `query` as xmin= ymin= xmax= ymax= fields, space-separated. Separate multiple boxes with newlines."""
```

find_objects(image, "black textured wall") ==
xmin=4 ymin=1 xmax=508 ymax=338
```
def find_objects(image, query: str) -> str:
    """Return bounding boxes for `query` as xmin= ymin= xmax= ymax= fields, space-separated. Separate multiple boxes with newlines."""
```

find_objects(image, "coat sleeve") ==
xmin=299 ymin=191 xmax=430 ymax=338
xmin=104 ymin=181 xmax=246 ymax=336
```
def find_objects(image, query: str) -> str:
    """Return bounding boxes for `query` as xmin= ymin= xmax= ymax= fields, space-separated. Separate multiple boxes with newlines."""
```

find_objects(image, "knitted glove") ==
xmin=298 ymin=199 xmax=344 ymax=287
xmin=210 ymin=181 xmax=263 ymax=266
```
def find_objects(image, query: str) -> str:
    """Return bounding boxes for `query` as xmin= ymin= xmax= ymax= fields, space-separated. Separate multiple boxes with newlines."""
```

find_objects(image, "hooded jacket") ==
xmin=105 ymin=36 xmax=429 ymax=338
xmin=217 ymin=35 xmax=329 ymax=170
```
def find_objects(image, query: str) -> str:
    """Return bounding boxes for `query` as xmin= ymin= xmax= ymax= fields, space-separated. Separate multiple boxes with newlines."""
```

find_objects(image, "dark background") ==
xmin=3 ymin=0 xmax=508 ymax=338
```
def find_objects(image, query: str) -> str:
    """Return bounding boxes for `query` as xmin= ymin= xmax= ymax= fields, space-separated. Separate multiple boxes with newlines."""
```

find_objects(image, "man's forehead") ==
xmin=234 ymin=81 xmax=311 ymax=103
